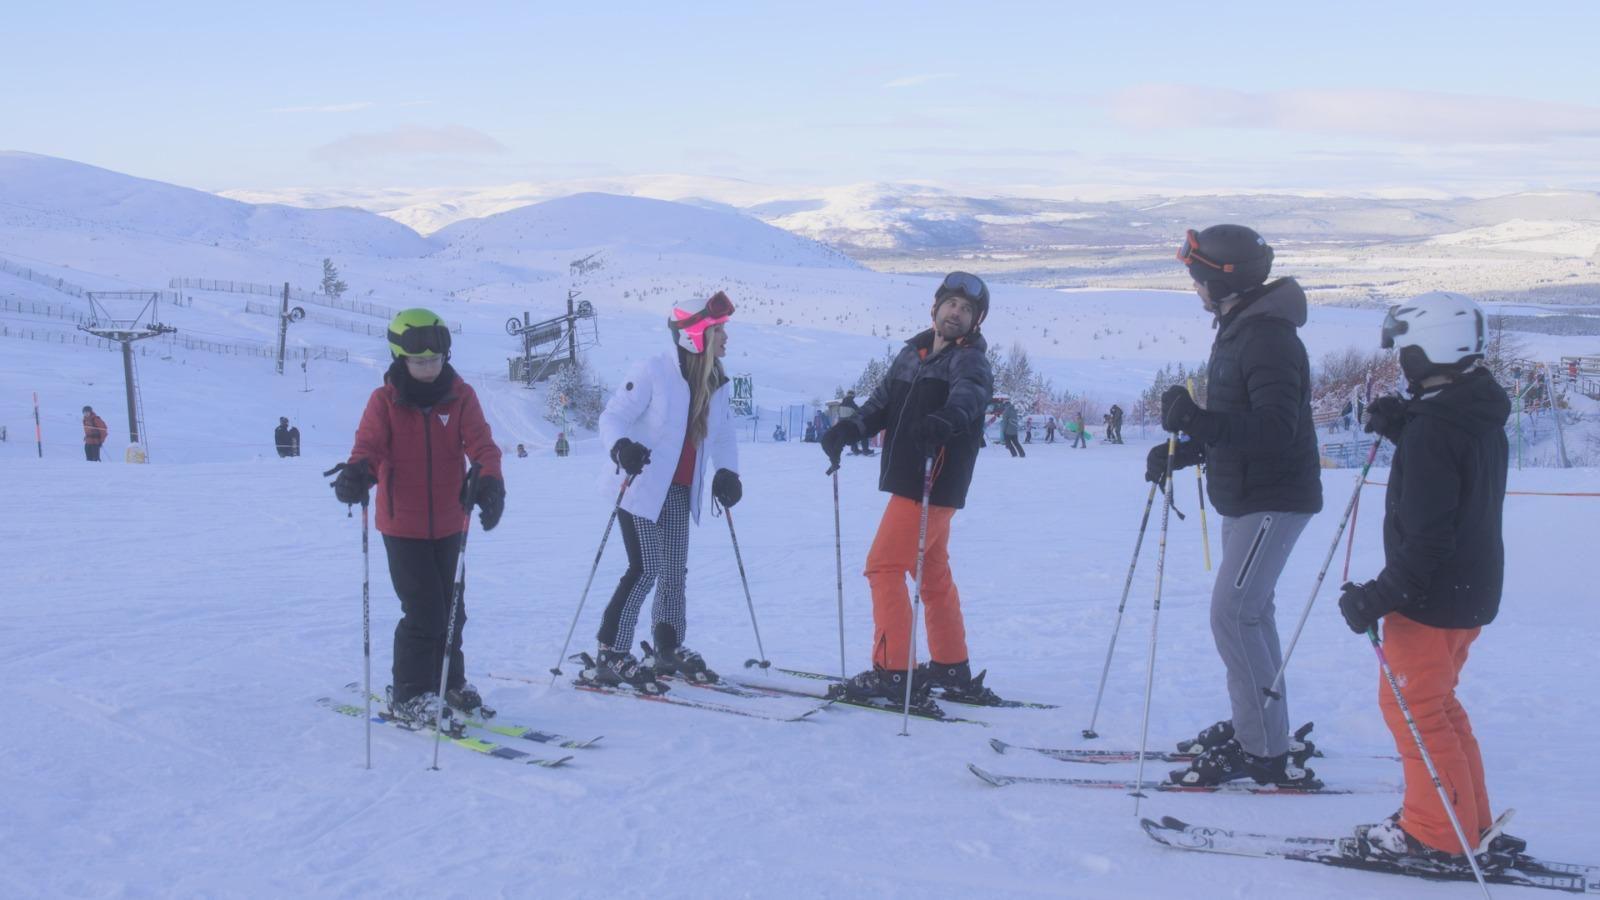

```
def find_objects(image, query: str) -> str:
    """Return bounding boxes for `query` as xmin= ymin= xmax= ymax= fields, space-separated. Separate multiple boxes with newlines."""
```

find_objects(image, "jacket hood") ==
xmin=1217 ymin=277 xmax=1307 ymax=340
xmin=1410 ymin=367 xmax=1511 ymax=436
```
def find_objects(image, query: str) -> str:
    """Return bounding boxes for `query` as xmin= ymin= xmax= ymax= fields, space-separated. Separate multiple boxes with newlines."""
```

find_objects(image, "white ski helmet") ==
xmin=1381 ymin=291 xmax=1487 ymax=389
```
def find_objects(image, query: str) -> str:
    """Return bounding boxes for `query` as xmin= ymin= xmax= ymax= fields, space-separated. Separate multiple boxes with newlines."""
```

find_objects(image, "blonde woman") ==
xmin=586 ymin=292 xmax=741 ymax=693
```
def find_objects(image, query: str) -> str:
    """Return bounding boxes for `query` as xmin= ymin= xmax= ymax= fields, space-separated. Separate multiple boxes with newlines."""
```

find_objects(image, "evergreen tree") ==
xmin=321 ymin=258 xmax=348 ymax=299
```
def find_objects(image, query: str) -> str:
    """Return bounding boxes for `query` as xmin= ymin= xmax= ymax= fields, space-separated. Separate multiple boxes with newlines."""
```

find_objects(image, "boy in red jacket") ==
xmin=332 ymin=308 xmax=505 ymax=726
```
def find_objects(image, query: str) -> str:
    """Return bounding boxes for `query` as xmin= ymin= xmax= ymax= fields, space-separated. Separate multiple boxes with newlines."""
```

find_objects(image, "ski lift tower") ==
xmin=78 ymin=291 xmax=176 ymax=453
xmin=506 ymin=291 xmax=600 ymax=385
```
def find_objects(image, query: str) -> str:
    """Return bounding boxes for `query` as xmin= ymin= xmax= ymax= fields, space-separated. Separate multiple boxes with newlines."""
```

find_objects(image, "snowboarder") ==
xmin=1000 ymin=400 xmax=1024 ymax=457
xmin=274 ymin=417 xmax=300 ymax=458
xmin=819 ymin=271 xmax=999 ymax=706
xmin=1044 ymin=417 xmax=1056 ymax=443
xmin=587 ymin=292 xmax=742 ymax=692
xmin=330 ymin=308 xmax=505 ymax=728
xmin=516 ymin=443 xmax=529 ymax=458
xmin=1338 ymin=291 xmax=1514 ymax=864
xmin=1072 ymin=410 xmax=1087 ymax=448
xmin=1152 ymin=224 xmax=1324 ymax=789
xmin=1109 ymin=403 xmax=1125 ymax=443
xmin=81 ymin=405 xmax=107 ymax=461
xmin=554 ymin=433 xmax=569 ymax=457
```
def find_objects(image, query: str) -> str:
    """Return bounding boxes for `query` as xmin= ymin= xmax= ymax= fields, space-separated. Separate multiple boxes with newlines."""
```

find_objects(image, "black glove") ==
xmin=472 ymin=475 xmax=505 ymax=531
xmin=331 ymin=459 xmax=376 ymax=505
xmin=819 ymin=420 xmax=859 ymax=470
xmin=610 ymin=438 xmax=651 ymax=476
xmin=1160 ymin=385 xmax=1221 ymax=441
xmin=1144 ymin=439 xmax=1203 ymax=486
xmin=912 ymin=410 xmax=959 ymax=456
xmin=1338 ymin=580 xmax=1402 ymax=635
xmin=712 ymin=468 xmax=742 ymax=508
xmin=1364 ymin=395 xmax=1408 ymax=445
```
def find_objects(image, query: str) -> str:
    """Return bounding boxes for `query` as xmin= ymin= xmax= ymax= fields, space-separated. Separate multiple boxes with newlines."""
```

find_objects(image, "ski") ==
xmin=317 ymin=698 xmax=573 ymax=767
xmin=570 ymin=680 xmax=825 ymax=723
xmin=1141 ymin=815 xmax=1599 ymax=894
xmin=730 ymin=679 xmax=988 ymax=726
xmin=966 ymin=763 xmax=1394 ymax=794
xmin=746 ymin=663 xmax=1056 ymax=709
xmin=987 ymin=737 xmax=1398 ymax=765
xmin=346 ymin=683 xmax=602 ymax=749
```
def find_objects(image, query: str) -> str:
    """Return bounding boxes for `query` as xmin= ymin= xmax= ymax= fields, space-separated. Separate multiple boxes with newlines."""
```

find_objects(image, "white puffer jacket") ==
xmin=598 ymin=350 xmax=739 ymax=524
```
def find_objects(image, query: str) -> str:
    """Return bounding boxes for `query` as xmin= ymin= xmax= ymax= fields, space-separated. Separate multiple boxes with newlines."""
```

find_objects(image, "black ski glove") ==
xmin=472 ymin=475 xmax=505 ymax=531
xmin=1338 ymin=580 xmax=1403 ymax=635
xmin=330 ymin=459 xmax=376 ymax=505
xmin=1145 ymin=438 xmax=1203 ymax=487
xmin=610 ymin=438 xmax=651 ymax=476
xmin=819 ymin=420 xmax=859 ymax=471
xmin=912 ymin=410 xmax=959 ymax=456
xmin=1364 ymin=395 xmax=1408 ymax=445
xmin=712 ymin=468 xmax=742 ymax=508
xmin=1160 ymin=385 xmax=1221 ymax=443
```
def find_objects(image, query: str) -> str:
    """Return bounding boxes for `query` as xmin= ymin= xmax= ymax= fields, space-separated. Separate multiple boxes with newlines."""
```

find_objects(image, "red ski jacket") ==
xmin=348 ymin=379 xmax=502 ymax=540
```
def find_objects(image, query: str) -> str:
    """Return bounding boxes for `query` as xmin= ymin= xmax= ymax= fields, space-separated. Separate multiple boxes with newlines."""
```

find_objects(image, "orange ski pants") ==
xmin=1379 ymin=614 xmax=1490 ymax=854
xmin=864 ymin=495 xmax=967 ymax=671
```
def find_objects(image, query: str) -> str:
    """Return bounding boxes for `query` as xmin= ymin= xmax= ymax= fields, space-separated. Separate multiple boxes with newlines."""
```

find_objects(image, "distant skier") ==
xmin=1024 ymin=416 xmax=1034 ymax=444
xmin=1337 ymin=292 xmax=1515 ymax=864
xmin=330 ymin=308 xmax=505 ymax=728
xmin=516 ymin=443 xmax=529 ymax=458
xmin=274 ymin=417 xmax=300 ymax=457
xmin=584 ymin=292 xmax=741 ymax=693
xmin=1109 ymin=403 xmax=1125 ymax=443
xmin=840 ymin=390 xmax=872 ymax=455
xmin=1044 ymin=417 xmax=1056 ymax=443
xmin=1071 ymin=410 xmax=1087 ymax=448
xmin=819 ymin=271 xmax=999 ymax=707
xmin=554 ymin=433 xmax=569 ymax=457
xmin=1000 ymin=400 xmax=1024 ymax=457
xmin=1152 ymin=224 xmax=1323 ymax=789
xmin=81 ymin=405 xmax=108 ymax=461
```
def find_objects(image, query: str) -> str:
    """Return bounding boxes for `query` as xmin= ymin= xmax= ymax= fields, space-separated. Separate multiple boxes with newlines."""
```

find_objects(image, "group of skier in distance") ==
xmin=326 ymin=222 xmax=1516 ymax=874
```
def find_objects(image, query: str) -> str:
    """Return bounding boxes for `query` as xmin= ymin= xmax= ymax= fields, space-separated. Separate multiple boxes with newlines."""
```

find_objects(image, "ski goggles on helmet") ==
xmin=937 ymin=271 xmax=988 ymax=304
xmin=1176 ymin=229 xmax=1237 ymax=273
xmin=1379 ymin=305 xmax=1410 ymax=349
xmin=671 ymin=291 xmax=735 ymax=354
xmin=387 ymin=323 xmax=452 ymax=357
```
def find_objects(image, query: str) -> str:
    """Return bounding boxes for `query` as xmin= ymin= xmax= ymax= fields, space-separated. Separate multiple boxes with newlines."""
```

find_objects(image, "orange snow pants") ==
xmin=1379 ymin=614 xmax=1490 ymax=854
xmin=864 ymin=495 xmax=966 ymax=671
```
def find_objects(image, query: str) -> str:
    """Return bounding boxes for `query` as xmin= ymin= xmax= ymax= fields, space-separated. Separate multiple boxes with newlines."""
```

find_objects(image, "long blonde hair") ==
xmin=682 ymin=323 xmax=725 ymax=444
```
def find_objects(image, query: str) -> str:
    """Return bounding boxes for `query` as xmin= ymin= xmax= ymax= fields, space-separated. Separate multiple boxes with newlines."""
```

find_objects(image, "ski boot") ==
xmin=1175 ymin=718 xmax=1234 ymax=755
xmin=643 ymin=625 xmax=721 ymax=684
xmin=917 ymin=660 xmax=1002 ymax=706
xmin=1241 ymin=748 xmax=1322 ymax=789
xmin=446 ymin=683 xmax=495 ymax=721
xmin=1168 ymin=738 xmax=1252 ymax=786
xmin=827 ymin=667 xmax=939 ymax=714
xmin=583 ymin=647 xmax=668 ymax=695
xmin=385 ymin=687 xmax=462 ymax=736
xmin=1353 ymin=818 xmax=1476 ymax=869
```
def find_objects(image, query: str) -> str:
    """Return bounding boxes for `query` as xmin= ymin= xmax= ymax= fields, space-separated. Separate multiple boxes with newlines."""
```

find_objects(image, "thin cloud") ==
xmin=311 ymin=125 xmax=508 ymax=162
xmin=1108 ymin=85 xmax=1600 ymax=142
xmin=883 ymin=73 xmax=955 ymax=89
xmin=271 ymin=101 xmax=378 ymax=114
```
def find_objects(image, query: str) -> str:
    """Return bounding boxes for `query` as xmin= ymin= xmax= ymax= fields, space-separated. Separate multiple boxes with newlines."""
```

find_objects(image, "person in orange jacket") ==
xmin=81 ymin=406 xmax=108 ymax=461
xmin=331 ymin=308 xmax=504 ymax=727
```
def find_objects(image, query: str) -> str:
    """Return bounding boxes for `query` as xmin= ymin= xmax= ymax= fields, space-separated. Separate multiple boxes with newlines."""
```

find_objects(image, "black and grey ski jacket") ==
xmin=855 ymin=329 xmax=993 ymax=509
xmin=1201 ymin=277 xmax=1324 ymax=518
xmin=1377 ymin=368 xmax=1510 ymax=629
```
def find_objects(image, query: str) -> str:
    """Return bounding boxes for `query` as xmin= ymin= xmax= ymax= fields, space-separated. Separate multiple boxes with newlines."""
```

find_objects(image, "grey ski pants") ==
xmin=1211 ymin=510 xmax=1311 ymax=757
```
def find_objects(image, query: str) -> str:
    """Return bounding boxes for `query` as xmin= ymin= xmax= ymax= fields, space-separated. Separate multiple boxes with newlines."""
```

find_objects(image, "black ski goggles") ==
xmin=938 ymin=271 xmax=988 ymax=304
xmin=388 ymin=323 xmax=451 ymax=356
xmin=1380 ymin=306 xmax=1410 ymax=349
xmin=1176 ymin=229 xmax=1236 ymax=273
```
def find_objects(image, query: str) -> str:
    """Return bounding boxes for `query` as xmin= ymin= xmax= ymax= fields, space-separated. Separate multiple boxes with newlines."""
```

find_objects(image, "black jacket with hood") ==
xmin=1201 ymin=277 xmax=1324 ymax=517
xmin=1375 ymin=368 xmax=1510 ymax=629
xmin=855 ymin=329 xmax=993 ymax=509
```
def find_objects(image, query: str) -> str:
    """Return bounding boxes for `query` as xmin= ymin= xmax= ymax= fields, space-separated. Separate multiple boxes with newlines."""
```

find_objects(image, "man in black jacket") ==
xmin=821 ymin=272 xmax=997 ymax=706
xmin=1337 ymin=291 xmax=1510 ymax=863
xmin=1150 ymin=224 xmax=1324 ymax=789
xmin=274 ymin=417 xmax=300 ymax=457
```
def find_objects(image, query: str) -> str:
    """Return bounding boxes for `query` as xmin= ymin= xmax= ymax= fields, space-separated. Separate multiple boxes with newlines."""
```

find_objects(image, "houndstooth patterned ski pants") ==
xmin=597 ymin=483 xmax=691 ymax=654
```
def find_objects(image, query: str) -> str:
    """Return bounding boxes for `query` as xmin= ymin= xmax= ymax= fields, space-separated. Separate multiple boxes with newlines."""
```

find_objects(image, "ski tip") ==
xmin=742 ymin=658 xmax=760 ymax=669
xmin=967 ymin=763 xmax=1008 ymax=787
xmin=1080 ymin=729 xmax=1098 ymax=739
xmin=988 ymin=738 xmax=1010 ymax=754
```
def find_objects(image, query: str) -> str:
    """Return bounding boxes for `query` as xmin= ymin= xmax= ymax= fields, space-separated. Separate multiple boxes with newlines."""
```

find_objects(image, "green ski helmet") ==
xmin=387 ymin=308 xmax=451 ymax=359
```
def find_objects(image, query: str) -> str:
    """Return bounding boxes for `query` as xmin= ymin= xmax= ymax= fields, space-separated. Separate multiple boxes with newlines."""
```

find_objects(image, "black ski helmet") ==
xmin=933 ymin=271 xmax=990 ymax=329
xmin=1177 ymin=224 xmax=1274 ymax=298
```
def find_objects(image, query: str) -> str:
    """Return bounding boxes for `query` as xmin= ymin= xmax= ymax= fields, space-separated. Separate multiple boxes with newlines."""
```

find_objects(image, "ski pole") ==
xmin=1187 ymin=378 xmax=1211 ymax=571
xmin=722 ymin=504 xmax=770 ymax=670
xmin=899 ymin=456 xmax=934 ymax=737
xmin=32 ymin=391 xmax=43 ymax=458
xmin=361 ymin=497 xmax=372 ymax=770
xmin=1341 ymin=481 xmax=1362 ymax=584
xmin=549 ymin=474 xmax=635 ymax=683
xmin=431 ymin=463 xmax=481 ymax=770
xmin=1367 ymin=626 xmax=1494 ymax=899
xmin=1082 ymin=480 xmax=1159 ymax=739
xmin=833 ymin=468 xmax=847 ymax=680
xmin=1263 ymin=439 xmax=1380 ymax=705
xmin=1133 ymin=432 xmax=1178 ymax=817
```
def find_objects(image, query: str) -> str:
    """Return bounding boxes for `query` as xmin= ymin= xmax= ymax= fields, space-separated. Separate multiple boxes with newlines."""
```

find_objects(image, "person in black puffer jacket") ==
xmin=1155 ymin=224 xmax=1324 ymax=790
xmin=1337 ymin=291 xmax=1510 ymax=862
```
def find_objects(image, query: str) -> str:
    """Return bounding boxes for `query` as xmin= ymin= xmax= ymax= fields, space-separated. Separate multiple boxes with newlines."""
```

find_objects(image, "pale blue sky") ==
xmin=4 ymin=1 xmax=1599 ymax=195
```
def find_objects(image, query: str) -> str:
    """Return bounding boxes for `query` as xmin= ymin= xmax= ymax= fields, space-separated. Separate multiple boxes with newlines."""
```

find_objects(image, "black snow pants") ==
xmin=383 ymin=532 xmax=467 ymax=704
